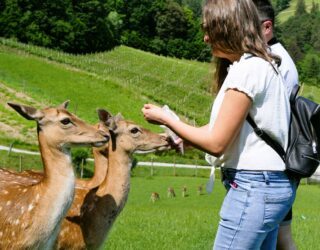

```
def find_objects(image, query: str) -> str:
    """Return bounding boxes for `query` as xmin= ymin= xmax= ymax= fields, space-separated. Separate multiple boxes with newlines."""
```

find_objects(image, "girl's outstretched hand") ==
xmin=142 ymin=104 xmax=169 ymax=125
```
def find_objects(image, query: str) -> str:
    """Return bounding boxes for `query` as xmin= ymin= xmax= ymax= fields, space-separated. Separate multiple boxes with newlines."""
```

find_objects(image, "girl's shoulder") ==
xmin=241 ymin=53 xmax=269 ymax=66
xmin=229 ymin=54 xmax=274 ymax=75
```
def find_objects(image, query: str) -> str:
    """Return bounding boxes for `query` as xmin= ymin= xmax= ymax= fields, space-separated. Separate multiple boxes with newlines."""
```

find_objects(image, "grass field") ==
xmin=104 ymin=175 xmax=320 ymax=250
xmin=1 ymin=149 xmax=319 ymax=249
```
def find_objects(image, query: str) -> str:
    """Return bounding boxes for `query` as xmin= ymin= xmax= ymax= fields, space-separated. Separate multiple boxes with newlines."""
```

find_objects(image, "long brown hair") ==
xmin=202 ymin=0 xmax=280 ymax=91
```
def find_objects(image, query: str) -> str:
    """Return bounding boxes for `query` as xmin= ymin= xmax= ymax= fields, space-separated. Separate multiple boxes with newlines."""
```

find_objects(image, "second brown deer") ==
xmin=55 ymin=109 xmax=170 ymax=249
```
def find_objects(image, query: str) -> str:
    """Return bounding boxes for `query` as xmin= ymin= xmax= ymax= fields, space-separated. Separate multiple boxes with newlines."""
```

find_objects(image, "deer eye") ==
xmin=60 ymin=118 xmax=71 ymax=125
xmin=130 ymin=127 xmax=140 ymax=134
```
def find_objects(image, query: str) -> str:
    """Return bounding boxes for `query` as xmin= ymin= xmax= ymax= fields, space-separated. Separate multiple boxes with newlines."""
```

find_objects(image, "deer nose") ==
xmin=160 ymin=133 xmax=169 ymax=141
xmin=99 ymin=130 xmax=110 ymax=142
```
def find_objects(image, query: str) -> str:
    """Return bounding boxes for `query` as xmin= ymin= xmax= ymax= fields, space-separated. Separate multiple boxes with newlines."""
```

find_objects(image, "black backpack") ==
xmin=247 ymin=85 xmax=320 ymax=178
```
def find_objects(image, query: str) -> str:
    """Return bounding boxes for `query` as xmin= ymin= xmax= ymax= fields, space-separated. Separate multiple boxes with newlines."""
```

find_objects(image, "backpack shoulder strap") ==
xmin=290 ymin=85 xmax=300 ymax=104
xmin=246 ymin=115 xmax=286 ymax=162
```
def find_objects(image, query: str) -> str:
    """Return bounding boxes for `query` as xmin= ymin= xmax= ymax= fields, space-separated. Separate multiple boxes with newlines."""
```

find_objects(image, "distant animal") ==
xmin=197 ymin=185 xmax=203 ymax=195
xmin=150 ymin=192 xmax=160 ymax=203
xmin=182 ymin=185 xmax=188 ymax=197
xmin=167 ymin=187 xmax=176 ymax=198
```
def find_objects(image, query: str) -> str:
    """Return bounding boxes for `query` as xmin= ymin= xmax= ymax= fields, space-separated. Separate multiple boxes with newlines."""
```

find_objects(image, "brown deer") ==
xmin=55 ymin=109 xmax=170 ymax=249
xmin=0 ymin=102 xmax=109 ymax=249
xmin=150 ymin=192 xmax=160 ymax=203
xmin=167 ymin=187 xmax=176 ymax=198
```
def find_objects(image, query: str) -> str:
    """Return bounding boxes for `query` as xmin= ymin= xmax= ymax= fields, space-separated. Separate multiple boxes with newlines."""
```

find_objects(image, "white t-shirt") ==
xmin=206 ymin=54 xmax=290 ymax=171
xmin=271 ymin=42 xmax=299 ymax=96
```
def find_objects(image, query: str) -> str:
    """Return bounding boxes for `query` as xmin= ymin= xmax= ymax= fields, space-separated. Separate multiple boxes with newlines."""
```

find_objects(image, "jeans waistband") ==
xmin=221 ymin=168 xmax=289 ymax=184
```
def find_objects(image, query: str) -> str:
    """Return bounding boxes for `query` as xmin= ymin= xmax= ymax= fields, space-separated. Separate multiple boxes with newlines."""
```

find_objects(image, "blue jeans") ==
xmin=213 ymin=169 xmax=297 ymax=250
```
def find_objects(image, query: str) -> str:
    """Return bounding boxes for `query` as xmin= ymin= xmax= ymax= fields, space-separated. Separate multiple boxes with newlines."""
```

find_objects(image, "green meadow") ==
xmin=106 ymin=176 xmax=320 ymax=250
xmin=0 ymin=39 xmax=319 ymax=249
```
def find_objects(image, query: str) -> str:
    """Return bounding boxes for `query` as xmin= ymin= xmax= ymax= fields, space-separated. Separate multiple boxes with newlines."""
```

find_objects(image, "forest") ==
xmin=0 ymin=0 xmax=319 ymax=84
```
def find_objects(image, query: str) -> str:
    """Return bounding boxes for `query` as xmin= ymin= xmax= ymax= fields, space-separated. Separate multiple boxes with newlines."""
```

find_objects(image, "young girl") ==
xmin=142 ymin=0 xmax=297 ymax=249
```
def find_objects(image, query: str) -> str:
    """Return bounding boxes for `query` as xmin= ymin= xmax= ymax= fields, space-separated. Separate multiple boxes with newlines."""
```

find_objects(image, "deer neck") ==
xmin=76 ymin=148 xmax=108 ymax=189
xmin=32 ymin=133 xmax=75 ymax=246
xmin=96 ymin=145 xmax=131 ymax=208
xmin=79 ymin=144 xmax=132 ymax=248
xmin=39 ymin=135 xmax=74 ymax=186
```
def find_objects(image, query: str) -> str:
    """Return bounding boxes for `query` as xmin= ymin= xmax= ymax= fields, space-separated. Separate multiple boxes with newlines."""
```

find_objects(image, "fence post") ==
xmin=19 ymin=155 xmax=22 ymax=172
xmin=150 ymin=157 xmax=154 ymax=177
xmin=195 ymin=159 xmax=198 ymax=177
xmin=80 ymin=158 xmax=84 ymax=178
xmin=8 ymin=142 xmax=14 ymax=156
xmin=173 ymin=155 xmax=176 ymax=176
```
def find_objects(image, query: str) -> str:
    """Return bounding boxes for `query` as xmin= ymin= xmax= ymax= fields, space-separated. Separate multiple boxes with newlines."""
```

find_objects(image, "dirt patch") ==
xmin=0 ymin=82 xmax=45 ymax=107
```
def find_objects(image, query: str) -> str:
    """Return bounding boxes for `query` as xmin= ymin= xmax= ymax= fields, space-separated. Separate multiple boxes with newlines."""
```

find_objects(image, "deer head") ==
xmin=97 ymin=109 xmax=169 ymax=154
xmin=8 ymin=101 xmax=110 ymax=151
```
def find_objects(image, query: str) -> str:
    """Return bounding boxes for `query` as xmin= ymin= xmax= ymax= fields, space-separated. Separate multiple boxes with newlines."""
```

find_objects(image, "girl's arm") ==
xmin=142 ymin=89 xmax=251 ymax=156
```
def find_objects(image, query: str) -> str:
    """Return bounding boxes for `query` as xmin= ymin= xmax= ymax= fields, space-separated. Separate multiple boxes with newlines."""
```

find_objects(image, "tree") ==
xmin=295 ymin=0 xmax=307 ymax=16
xmin=70 ymin=0 xmax=119 ymax=53
xmin=0 ymin=0 xmax=119 ymax=53
xmin=155 ymin=1 xmax=189 ymax=40
xmin=0 ymin=0 xmax=23 ymax=38
xmin=182 ymin=0 xmax=203 ymax=17
xmin=275 ymin=0 xmax=290 ymax=12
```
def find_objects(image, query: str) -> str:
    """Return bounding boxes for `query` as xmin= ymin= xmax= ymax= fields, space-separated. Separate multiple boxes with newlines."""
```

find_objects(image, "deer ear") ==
xmin=7 ymin=102 xmax=44 ymax=121
xmin=97 ymin=109 xmax=112 ymax=123
xmin=114 ymin=113 xmax=124 ymax=122
xmin=97 ymin=109 xmax=117 ymax=131
xmin=57 ymin=100 xmax=69 ymax=109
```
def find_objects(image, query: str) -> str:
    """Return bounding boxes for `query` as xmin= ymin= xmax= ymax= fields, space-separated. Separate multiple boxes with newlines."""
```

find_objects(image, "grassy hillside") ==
xmin=0 ymin=38 xmax=213 ymax=163
xmin=0 ymin=38 xmax=213 ymax=124
xmin=277 ymin=0 xmax=315 ymax=23
xmin=0 ymin=38 xmax=213 ymax=137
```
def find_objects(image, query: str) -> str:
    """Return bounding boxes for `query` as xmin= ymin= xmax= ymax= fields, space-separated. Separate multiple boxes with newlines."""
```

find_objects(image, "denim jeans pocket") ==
xmin=263 ymin=191 xmax=293 ymax=229
xmin=220 ymin=184 xmax=249 ymax=226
